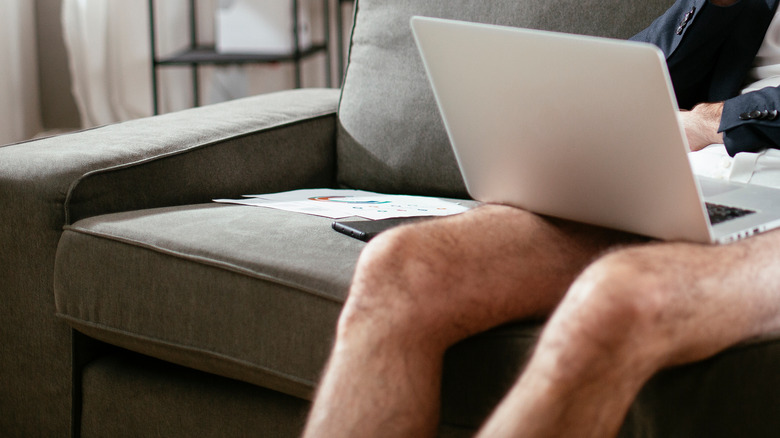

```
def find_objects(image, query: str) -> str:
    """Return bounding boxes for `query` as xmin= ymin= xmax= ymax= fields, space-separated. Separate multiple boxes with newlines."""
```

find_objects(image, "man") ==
xmin=304 ymin=0 xmax=780 ymax=437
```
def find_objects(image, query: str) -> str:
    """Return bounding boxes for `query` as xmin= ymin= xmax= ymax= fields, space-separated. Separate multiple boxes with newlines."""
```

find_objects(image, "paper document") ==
xmin=214 ymin=189 xmax=471 ymax=220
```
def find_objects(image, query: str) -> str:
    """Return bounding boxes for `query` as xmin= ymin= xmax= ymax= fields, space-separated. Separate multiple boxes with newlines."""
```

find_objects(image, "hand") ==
xmin=679 ymin=102 xmax=725 ymax=152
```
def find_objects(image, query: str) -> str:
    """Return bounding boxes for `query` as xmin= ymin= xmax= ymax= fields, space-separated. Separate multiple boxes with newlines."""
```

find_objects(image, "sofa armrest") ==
xmin=60 ymin=88 xmax=339 ymax=223
xmin=0 ymin=87 xmax=339 ymax=434
xmin=3 ymin=88 xmax=339 ymax=225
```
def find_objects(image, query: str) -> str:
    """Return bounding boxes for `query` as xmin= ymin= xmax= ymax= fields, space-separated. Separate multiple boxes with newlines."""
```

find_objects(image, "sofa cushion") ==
xmin=54 ymin=204 xmax=363 ymax=399
xmin=53 ymin=201 xmax=544 ymax=413
xmin=336 ymin=0 xmax=675 ymax=198
xmin=52 ymin=201 xmax=780 ymax=436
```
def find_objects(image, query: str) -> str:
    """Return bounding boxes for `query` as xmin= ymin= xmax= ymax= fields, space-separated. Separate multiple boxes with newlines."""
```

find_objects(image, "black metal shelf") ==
xmin=157 ymin=43 xmax=329 ymax=66
xmin=148 ymin=0 xmax=332 ymax=115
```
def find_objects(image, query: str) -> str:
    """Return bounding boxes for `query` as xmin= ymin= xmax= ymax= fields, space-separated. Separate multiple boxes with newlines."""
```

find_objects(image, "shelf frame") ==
xmin=148 ymin=0 xmax=332 ymax=115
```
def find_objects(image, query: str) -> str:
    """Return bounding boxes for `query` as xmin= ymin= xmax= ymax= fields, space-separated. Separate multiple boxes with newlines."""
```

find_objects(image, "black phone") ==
xmin=332 ymin=217 xmax=434 ymax=242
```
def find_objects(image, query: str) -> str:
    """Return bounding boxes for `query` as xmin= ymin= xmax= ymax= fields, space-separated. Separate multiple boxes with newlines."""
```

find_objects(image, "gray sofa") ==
xmin=3 ymin=0 xmax=780 ymax=436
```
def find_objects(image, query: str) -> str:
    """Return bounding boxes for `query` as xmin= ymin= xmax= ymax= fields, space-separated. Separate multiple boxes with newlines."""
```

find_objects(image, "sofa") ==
xmin=3 ymin=0 xmax=780 ymax=436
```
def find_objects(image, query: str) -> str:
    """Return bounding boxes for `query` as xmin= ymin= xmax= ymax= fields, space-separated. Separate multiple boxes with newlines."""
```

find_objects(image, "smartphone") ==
xmin=332 ymin=217 xmax=434 ymax=242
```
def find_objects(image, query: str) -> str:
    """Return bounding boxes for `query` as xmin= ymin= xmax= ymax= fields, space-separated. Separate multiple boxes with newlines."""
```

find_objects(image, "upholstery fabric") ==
xmin=64 ymin=89 xmax=340 ymax=224
xmin=442 ymin=324 xmax=780 ymax=436
xmin=54 ymin=201 xmax=565 ymax=432
xmin=440 ymin=323 xmax=542 ymax=429
xmin=59 ymin=200 xmax=780 ymax=436
xmin=623 ymin=336 xmax=780 ymax=437
xmin=55 ymin=204 xmax=362 ymax=399
xmin=0 ymin=88 xmax=338 ymax=436
xmin=80 ymin=352 xmax=309 ymax=438
xmin=336 ymin=0 xmax=675 ymax=197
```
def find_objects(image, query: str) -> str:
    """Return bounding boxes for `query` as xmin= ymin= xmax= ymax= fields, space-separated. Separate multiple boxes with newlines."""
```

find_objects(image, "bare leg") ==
xmin=303 ymin=205 xmax=638 ymax=438
xmin=478 ymin=230 xmax=780 ymax=438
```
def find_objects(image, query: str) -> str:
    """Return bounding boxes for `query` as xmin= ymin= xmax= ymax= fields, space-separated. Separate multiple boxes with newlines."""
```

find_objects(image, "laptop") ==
xmin=410 ymin=16 xmax=780 ymax=244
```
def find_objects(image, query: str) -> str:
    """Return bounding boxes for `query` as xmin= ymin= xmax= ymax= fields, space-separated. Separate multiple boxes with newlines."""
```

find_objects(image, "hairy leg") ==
xmin=303 ymin=205 xmax=638 ymax=438
xmin=478 ymin=229 xmax=780 ymax=438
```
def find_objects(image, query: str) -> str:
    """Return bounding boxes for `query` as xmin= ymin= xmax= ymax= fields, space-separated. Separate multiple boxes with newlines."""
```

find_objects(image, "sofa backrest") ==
xmin=336 ymin=0 xmax=675 ymax=198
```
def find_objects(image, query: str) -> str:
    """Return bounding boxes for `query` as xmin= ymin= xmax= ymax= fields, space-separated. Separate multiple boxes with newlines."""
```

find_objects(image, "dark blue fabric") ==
xmin=632 ymin=0 xmax=780 ymax=155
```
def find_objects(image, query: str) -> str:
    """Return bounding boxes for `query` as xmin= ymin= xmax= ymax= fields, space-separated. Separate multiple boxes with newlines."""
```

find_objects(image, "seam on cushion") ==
xmin=63 ymin=110 xmax=337 ymax=226
xmin=62 ymin=223 xmax=345 ymax=305
xmin=56 ymin=314 xmax=317 ymax=399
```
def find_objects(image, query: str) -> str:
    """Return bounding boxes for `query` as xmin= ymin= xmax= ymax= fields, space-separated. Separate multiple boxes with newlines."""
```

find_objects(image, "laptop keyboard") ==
xmin=705 ymin=202 xmax=756 ymax=225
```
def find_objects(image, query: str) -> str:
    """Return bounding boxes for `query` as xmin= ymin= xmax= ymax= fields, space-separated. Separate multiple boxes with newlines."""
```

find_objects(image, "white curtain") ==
xmin=0 ymin=0 xmax=42 ymax=145
xmin=61 ymin=0 xmax=248 ymax=128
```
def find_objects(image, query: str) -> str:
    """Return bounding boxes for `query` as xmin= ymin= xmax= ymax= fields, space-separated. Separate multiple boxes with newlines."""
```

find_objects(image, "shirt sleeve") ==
xmin=720 ymin=86 xmax=780 ymax=155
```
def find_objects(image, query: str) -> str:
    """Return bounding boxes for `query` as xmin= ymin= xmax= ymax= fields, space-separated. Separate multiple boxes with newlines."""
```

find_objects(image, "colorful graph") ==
xmin=309 ymin=196 xmax=392 ymax=204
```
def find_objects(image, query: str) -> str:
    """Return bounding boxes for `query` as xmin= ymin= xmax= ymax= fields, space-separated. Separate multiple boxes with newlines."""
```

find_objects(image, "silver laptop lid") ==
xmin=411 ymin=16 xmax=713 ymax=243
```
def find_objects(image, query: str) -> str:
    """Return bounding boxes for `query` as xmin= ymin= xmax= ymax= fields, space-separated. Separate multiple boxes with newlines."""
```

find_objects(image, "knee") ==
xmin=336 ymin=222 xmax=458 ymax=343
xmin=556 ymin=247 xmax=675 ymax=357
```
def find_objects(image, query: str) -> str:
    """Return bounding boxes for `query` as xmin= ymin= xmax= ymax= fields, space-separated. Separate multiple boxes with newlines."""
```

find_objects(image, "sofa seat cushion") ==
xmin=53 ymin=200 xmax=780 ymax=435
xmin=54 ymin=203 xmax=365 ymax=399
xmin=52 ymin=199 xmax=546 ymax=415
